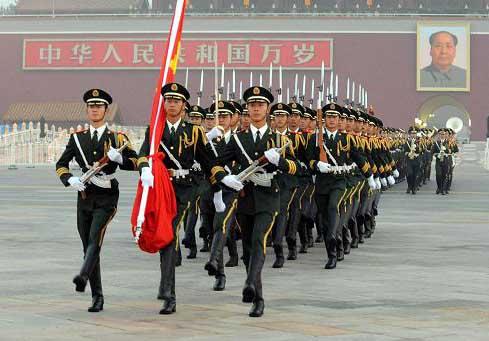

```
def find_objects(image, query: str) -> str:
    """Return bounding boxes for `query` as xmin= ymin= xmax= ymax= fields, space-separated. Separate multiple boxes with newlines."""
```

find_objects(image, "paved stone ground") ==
xmin=1 ymin=145 xmax=488 ymax=340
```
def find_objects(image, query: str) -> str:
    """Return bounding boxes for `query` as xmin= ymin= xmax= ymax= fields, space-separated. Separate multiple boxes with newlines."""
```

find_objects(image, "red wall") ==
xmin=1 ymin=32 xmax=488 ymax=139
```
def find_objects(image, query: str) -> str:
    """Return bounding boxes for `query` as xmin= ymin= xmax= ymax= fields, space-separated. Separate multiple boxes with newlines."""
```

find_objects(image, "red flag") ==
xmin=131 ymin=0 xmax=188 ymax=253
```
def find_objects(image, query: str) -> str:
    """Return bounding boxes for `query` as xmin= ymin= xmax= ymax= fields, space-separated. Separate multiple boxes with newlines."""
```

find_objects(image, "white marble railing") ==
xmin=0 ymin=122 xmax=146 ymax=167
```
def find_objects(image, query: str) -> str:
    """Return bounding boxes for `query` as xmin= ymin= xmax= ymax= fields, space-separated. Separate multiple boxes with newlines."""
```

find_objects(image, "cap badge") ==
xmin=253 ymin=87 xmax=260 ymax=95
xmin=330 ymin=104 xmax=335 ymax=109
xmin=171 ymin=84 xmax=178 ymax=91
xmin=92 ymin=90 xmax=99 ymax=97
xmin=278 ymin=104 xmax=283 ymax=109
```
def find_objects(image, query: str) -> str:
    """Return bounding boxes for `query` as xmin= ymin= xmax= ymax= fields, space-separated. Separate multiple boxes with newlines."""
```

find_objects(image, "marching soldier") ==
xmin=306 ymin=102 xmax=376 ymax=269
xmin=199 ymin=111 xmax=219 ymax=253
xmin=56 ymin=88 xmax=138 ymax=312
xmin=269 ymin=102 xmax=299 ymax=268
xmin=335 ymin=107 xmax=354 ymax=259
xmin=210 ymin=86 xmax=299 ymax=317
xmin=422 ymin=129 xmax=434 ymax=184
xmin=224 ymin=101 xmax=245 ymax=267
xmin=345 ymin=108 xmax=369 ymax=248
xmin=182 ymin=105 xmax=207 ymax=259
xmin=368 ymin=116 xmax=397 ymax=236
xmin=204 ymin=100 xmax=241 ymax=291
xmin=403 ymin=127 xmax=422 ymax=195
xmin=433 ymin=128 xmax=450 ymax=195
xmin=284 ymin=102 xmax=310 ymax=260
xmin=298 ymin=106 xmax=317 ymax=252
xmin=137 ymin=82 xmax=221 ymax=315
xmin=240 ymin=103 xmax=251 ymax=131
xmin=446 ymin=128 xmax=459 ymax=192
xmin=230 ymin=101 xmax=242 ymax=134
xmin=354 ymin=109 xmax=378 ymax=242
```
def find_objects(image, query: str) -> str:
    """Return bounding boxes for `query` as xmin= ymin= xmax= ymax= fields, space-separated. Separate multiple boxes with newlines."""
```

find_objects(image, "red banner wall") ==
xmin=23 ymin=38 xmax=333 ymax=70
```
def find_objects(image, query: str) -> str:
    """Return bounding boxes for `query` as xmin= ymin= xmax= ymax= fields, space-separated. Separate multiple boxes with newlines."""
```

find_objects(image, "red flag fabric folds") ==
xmin=131 ymin=0 xmax=188 ymax=253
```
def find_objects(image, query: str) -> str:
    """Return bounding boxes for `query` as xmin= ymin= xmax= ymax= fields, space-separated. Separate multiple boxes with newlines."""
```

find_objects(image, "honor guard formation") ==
xmin=56 ymin=82 xmax=458 ymax=318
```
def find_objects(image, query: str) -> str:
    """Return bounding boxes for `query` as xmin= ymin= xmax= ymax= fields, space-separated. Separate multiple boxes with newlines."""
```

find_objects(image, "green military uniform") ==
xmin=403 ymin=127 xmax=422 ymax=195
xmin=301 ymin=106 xmax=318 ymax=250
xmin=433 ymin=128 xmax=458 ymax=195
xmin=198 ymin=111 xmax=218 ymax=254
xmin=344 ymin=108 xmax=369 ymax=248
xmin=335 ymin=106 xmax=357 ymax=259
xmin=355 ymin=109 xmax=377 ymax=242
xmin=55 ymin=88 xmax=138 ymax=312
xmin=137 ymin=82 xmax=217 ymax=315
xmin=284 ymin=102 xmax=310 ymax=260
xmin=182 ymin=105 xmax=207 ymax=259
xmin=204 ymin=100 xmax=241 ymax=291
xmin=224 ymin=101 xmax=246 ymax=268
xmin=446 ymin=129 xmax=459 ymax=192
xmin=433 ymin=129 xmax=451 ymax=195
xmin=211 ymin=86 xmax=299 ymax=318
xmin=306 ymin=103 xmax=373 ymax=270
xmin=268 ymin=102 xmax=299 ymax=268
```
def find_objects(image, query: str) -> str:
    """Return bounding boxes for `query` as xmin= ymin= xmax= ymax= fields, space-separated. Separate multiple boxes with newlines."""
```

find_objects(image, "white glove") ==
xmin=367 ymin=175 xmax=376 ymax=190
xmin=140 ymin=167 xmax=154 ymax=188
xmin=221 ymin=174 xmax=244 ymax=191
xmin=317 ymin=161 xmax=332 ymax=173
xmin=68 ymin=176 xmax=86 ymax=192
xmin=264 ymin=148 xmax=281 ymax=166
xmin=387 ymin=175 xmax=395 ymax=185
xmin=380 ymin=177 xmax=388 ymax=188
xmin=213 ymin=190 xmax=226 ymax=213
xmin=393 ymin=169 xmax=400 ymax=178
xmin=107 ymin=147 xmax=123 ymax=165
xmin=206 ymin=126 xmax=223 ymax=141
xmin=375 ymin=177 xmax=382 ymax=190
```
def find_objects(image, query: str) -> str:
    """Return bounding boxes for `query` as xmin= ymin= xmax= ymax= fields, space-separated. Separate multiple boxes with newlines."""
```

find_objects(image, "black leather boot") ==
xmin=159 ymin=300 xmax=176 ymax=315
xmin=73 ymin=274 xmax=88 ymax=293
xmin=242 ymin=283 xmax=256 ymax=303
xmin=272 ymin=245 xmax=284 ymax=268
xmin=325 ymin=257 xmax=337 ymax=269
xmin=213 ymin=276 xmax=226 ymax=291
xmin=88 ymin=295 xmax=104 ymax=313
xmin=286 ymin=239 xmax=297 ymax=260
xmin=249 ymin=299 xmax=265 ymax=317
xmin=187 ymin=246 xmax=197 ymax=259
xmin=225 ymin=254 xmax=238 ymax=267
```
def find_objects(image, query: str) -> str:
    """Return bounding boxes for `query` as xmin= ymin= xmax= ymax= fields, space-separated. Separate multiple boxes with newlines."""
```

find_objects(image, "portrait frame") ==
xmin=417 ymin=21 xmax=470 ymax=92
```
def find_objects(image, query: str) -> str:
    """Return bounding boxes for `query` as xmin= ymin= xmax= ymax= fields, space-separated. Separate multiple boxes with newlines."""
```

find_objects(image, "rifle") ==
xmin=317 ymin=108 xmax=328 ymax=162
xmin=79 ymin=142 xmax=129 ymax=199
xmin=236 ymin=140 xmax=291 ymax=183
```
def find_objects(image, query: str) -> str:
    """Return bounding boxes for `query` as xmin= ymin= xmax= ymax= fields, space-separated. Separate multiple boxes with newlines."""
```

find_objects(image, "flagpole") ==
xmin=135 ymin=0 xmax=187 ymax=238
xmin=197 ymin=69 xmax=203 ymax=106
xmin=185 ymin=67 xmax=189 ymax=88
xmin=232 ymin=69 xmax=236 ymax=100
xmin=278 ymin=65 xmax=283 ymax=103
xmin=310 ymin=78 xmax=314 ymax=108
xmin=214 ymin=42 xmax=219 ymax=128
xmin=239 ymin=80 xmax=243 ymax=103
